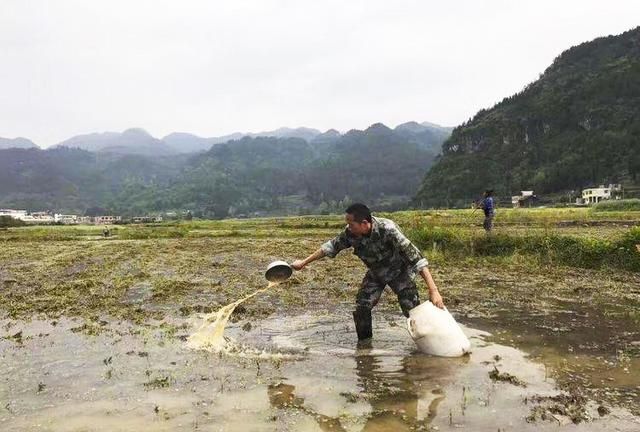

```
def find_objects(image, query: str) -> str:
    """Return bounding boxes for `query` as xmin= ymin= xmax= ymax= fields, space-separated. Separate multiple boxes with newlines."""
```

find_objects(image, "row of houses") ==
xmin=0 ymin=210 xmax=64 ymax=223
xmin=0 ymin=209 xmax=162 ymax=225
xmin=510 ymin=184 xmax=623 ymax=207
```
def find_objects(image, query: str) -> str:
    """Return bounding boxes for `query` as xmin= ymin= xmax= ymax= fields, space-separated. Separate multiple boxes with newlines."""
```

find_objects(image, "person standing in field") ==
xmin=291 ymin=203 xmax=444 ymax=342
xmin=480 ymin=189 xmax=495 ymax=233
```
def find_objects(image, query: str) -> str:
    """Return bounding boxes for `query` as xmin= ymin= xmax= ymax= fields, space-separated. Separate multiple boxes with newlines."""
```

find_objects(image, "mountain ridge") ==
xmin=40 ymin=121 xmax=451 ymax=155
xmin=414 ymin=26 xmax=640 ymax=207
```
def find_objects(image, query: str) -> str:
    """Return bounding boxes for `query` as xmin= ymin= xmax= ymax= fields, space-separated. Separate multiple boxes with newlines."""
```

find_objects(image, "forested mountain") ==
xmin=165 ymin=124 xmax=438 ymax=217
xmin=46 ymin=123 xmax=450 ymax=155
xmin=0 ymin=147 xmax=185 ymax=213
xmin=303 ymin=123 xmax=437 ymax=204
xmin=394 ymin=121 xmax=452 ymax=153
xmin=414 ymin=26 xmax=640 ymax=207
xmin=0 ymin=122 xmax=448 ymax=217
xmin=161 ymin=132 xmax=215 ymax=154
xmin=160 ymin=129 xmax=324 ymax=154
xmin=52 ymin=127 xmax=325 ymax=155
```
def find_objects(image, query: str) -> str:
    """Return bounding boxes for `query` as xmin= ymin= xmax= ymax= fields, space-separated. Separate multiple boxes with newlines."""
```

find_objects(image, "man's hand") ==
xmin=429 ymin=290 xmax=445 ymax=309
xmin=291 ymin=260 xmax=306 ymax=271
xmin=419 ymin=267 xmax=445 ymax=309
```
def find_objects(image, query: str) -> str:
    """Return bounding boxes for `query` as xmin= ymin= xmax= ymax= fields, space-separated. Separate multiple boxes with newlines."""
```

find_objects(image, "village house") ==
xmin=132 ymin=216 xmax=163 ymax=223
xmin=581 ymin=184 xmax=622 ymax=205
xmin=0 ymin=209 xmax=58 ymax=223
xmin=1 ymin=209 xmax=122 ymax=225
xmin=54 ymin=214 xmax=79 ymax=224
xmin=0 ymin=209 xmax=28 ymax=220
xmin=93 ymin=215 xmax=122 ymax=224
xmin=29 ymin=212 xmax=55 ymax=223
xmin=511 ymin=191 xmax=538 ymax=208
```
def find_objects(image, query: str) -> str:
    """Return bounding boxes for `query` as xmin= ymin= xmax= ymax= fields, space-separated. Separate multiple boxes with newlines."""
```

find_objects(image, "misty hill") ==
xmin=151 ymin=125 xmax=439 ymax=217
xmin=303 ymin=123 xmax=438 ymax=204
xmin=394 ymin=121 xmax=453 ymax=153
xmin=54 ymin=128 xmax=176 ymax=156
xmin=161 ymin=132 xmax=216 ymax=154
xmin=0 ymin=122 xmax=445 ymax=216
xmin=161 ymin=127 xmax=322 ymax=153
xmin=250 ymin=127 xmax=322 ymax=142
xmin=45 ymin=122 xmax=450 ymax=155
xmin=311 ymin=129 xmax=341 ymax=144
xmin=0 ymin=137 xmax=38 ymax=150
xmin=0 ymin=147 xmax=186 ymax=213
xmin=414 ymin=26 xmax=640 ymax=207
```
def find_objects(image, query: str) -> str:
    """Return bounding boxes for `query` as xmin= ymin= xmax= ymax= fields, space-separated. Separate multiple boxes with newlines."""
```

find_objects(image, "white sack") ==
xmin=407 ymin=301 xmax=471 ymax=357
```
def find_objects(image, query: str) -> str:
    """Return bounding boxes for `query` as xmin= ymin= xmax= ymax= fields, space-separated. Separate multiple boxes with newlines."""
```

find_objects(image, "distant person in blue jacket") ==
xmin=480 ymin=190 xmax=495 ymax=233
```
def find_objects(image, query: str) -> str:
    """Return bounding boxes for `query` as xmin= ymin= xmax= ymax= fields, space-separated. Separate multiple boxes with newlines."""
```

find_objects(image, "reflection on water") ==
xmin=253 ymin=313 xmax=639 ymax=431
xmin=350 ymin=351 xmax=450 ymax=430
xmin=464 ymin=300 xmax=640 ymax=413
xmin=268 ymin=383 xmax=347 ymax=432
xmin=266 ymin=352 xmax=443 ymax=432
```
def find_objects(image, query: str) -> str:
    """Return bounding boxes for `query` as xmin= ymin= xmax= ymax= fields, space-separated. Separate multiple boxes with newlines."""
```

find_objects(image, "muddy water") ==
xmin=1 ymin=310 xmax=639 ymax=431
xmin=463 ymin=299 xmax=640 ymax=414
xmin=187 ymin=283 xmax=274 ymax=352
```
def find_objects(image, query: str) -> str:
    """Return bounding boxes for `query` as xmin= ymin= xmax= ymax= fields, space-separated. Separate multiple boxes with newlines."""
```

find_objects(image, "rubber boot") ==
xmin=352 ymin=307 xmax=372 ymax=341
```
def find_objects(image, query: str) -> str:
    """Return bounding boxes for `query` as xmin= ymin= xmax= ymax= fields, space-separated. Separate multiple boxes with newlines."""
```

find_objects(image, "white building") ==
xmin=511 ymin=191 xmax=536 ymax=207
xmin=93 ymin=215 xmax=121 ymax=224
xmin=0 ymin=209 xmax=28 ymax=220
xmin=54 ymin=214 xmax=79 ymax=224
xmin=581 ymin=184 xmax=622 ymax=204
xmin=132 ymin=216 xmax=163 ymax=223
xmin=29 ymin=212 xmax=55 ymax=223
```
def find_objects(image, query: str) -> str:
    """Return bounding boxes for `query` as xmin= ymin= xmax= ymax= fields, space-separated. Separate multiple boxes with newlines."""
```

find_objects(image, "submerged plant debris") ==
xmin=526 ymin=392 xmax=591 ymax=424
xmin=489 ymin=366 xmax=527 ymax=387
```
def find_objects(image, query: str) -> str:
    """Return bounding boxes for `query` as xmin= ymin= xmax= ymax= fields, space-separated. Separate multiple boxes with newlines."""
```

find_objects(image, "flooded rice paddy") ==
xmin=2 ymin=306 xmax=639 ymax=431
xmin=1 ymin=213 xmax=639 ymax=430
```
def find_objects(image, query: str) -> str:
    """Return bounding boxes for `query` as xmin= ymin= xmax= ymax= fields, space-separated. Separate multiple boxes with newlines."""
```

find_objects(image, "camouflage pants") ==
xmin=356 ymin=270 xmax=420 ymax=318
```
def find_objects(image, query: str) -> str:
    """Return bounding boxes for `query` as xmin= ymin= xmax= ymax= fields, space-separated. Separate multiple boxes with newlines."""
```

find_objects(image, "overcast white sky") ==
xmin=1 ymin=0 xmax=639 ymax=147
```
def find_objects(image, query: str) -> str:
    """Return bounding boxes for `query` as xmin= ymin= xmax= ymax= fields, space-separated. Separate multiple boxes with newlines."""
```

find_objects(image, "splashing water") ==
xmin=187 ymin=282 xmax=276 ymax=352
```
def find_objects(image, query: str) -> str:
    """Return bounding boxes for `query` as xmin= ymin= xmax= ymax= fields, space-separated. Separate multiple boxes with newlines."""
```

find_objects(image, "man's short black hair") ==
xmin=345 ymin=203 xmax=372 ymax=223
xmin=485 ymin=189 xmax=494 ymax=196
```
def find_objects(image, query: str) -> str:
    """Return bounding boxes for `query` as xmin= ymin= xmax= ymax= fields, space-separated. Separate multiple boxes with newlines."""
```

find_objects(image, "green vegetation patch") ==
xmin=593 ymin=198 xmax=640 ymax=212
xmin=409 ymin=226 xmax=640 ymax=271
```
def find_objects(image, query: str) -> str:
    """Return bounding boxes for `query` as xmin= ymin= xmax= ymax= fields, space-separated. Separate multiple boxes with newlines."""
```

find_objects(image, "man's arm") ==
xmin=419 ymin=267 xmax=444 ymax=309
xmin=387 ymin=223 xmax=429 ymax=276
xmin=292 ymin=248 xmax=325 ymax=270
xmin=387 ymin=223 xmax=445 ymax=309
xmin=292 ymin=229 xmax=351 ymax=270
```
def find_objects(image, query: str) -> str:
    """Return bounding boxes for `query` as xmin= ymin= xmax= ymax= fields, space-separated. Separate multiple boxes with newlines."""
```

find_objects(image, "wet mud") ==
xmin=1 ymin=309 xmax=639 ymax=431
